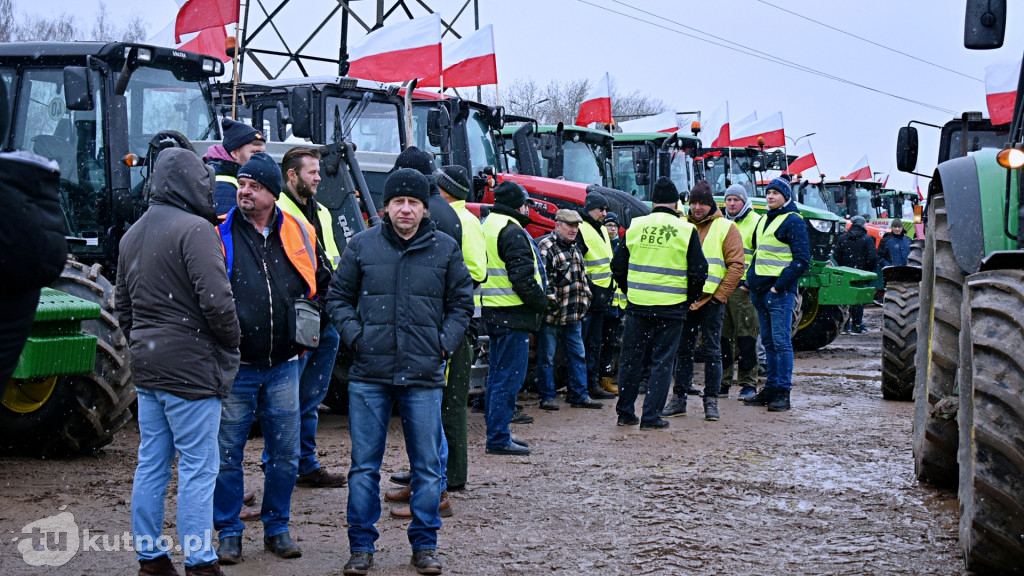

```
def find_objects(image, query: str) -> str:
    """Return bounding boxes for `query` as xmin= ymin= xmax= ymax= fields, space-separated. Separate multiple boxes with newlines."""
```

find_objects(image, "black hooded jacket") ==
xmin=834 ymin=224 xmax=878 ymax=272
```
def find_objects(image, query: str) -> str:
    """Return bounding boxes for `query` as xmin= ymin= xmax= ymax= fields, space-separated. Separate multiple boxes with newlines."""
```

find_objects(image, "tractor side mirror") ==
xmin=64 ymin=66 xmax=94 ymax=111
xmin=275 ymin=101 xmax=291 ymax=142
xmin=539 ymin=133 xmax=558 ymax=160
xmin=870 ymin=196 xmax=882 ymax=208
xmin=896 ymin=126 xmax=919 ymax=173
xmin=427 ymin=106 xmax=451 ymax=152
xmin=964 ymin=0 xmax=1006 ymax=49
xmin=289 ymin=87 xmax=312 ymax=140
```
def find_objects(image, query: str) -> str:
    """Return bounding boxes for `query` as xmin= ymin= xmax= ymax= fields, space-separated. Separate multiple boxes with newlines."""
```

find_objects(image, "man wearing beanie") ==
xmin=721 ymin=183 xmax=763 ymax=401
xmin=214 ymin=152 xmax=333 ymax=564
xmin=206 ymin=118 xmax=267 ymax=216
xmin=663 ymin=181 xmax=744 ymax=421
xmin=575 ymin=191 xmax=618 ymax=400
xmin=612 ymin=177 xmax=708 ymax=430
xmin=743 ymin=176 xmax=809 ymax=412
xmin=481 ymin=180 xmax=549 ymax=455
xmin=834 ymin=215 xmax=877 ymax=334
xmin=393 ymin=146 xmax=462 ymax=246
xmin=328 ymin=167 xmax=473 ymax=575
xmin=878 ymin=217 xmax=911 ymax=269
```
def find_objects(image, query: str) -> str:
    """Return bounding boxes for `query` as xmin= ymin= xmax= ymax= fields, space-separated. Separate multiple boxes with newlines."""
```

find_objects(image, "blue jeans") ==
xmin=132 ymin=388 xmax=220 ymax=566
xmin=484 ymin=324 xmax=530 ymax=450
xmin=673 ymin=300 xmax=725 ymax=397
xmin=750 ymin=289 xmax=796 ymax=391
xmin=535 ymin=321 xmax=589 ymax=402
xmin=615 ymin=312 xmax=684 ymax=425
xmin=347 ymin=381 xmax=444 ymax=554
xmin=214 ymin=360 xmax=300 ymax=539
xmin=260 ymin=324 xmax=341 ymax=476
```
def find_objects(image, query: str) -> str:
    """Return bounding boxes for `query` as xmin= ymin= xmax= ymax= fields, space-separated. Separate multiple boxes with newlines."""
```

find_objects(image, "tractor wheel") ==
xmin=791 ymin=288 xmax=845 ymax=351
xmin=0 ymin=260 xmax=133 ymax=457
xmin=957 ymin=269 xmax=1024 ymax=574
xmin=881 ymin=280 xmax=919 ymax=401
xmin=912 ymin=193 xmax=961 ymax=487
xmin=322 ymin=347 xmax=353 ymax=415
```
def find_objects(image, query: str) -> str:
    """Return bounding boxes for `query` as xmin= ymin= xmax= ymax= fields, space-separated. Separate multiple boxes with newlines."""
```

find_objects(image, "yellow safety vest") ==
xmin=480 ymin=213 xmax=542 ymax=308
xmin=451 ymin=200 xmax=488 ymax=283
xmin=753 ymin=212 xmax=802 ymax=277
xmin=579 ymin=221 xmax=613 ymax=288
xmin=277 ymin=193 xmax=341 ymax=268
xmin=732 ymin=211 xmax=761 ymax=281
xmin=699 ymin=217 xmax=735 ymax=295
xmin=216 ymin=174 xmax=238 ymax=188
xmin=624 ymin=212 xmax=693 ymax=306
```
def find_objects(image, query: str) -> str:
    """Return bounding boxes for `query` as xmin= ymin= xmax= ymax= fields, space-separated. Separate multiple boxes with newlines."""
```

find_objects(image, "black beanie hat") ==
xmin=436 ymin=165 xmax=471 ymax=200
xmin=222 ymin=118 xmax=265 ymax=153
xmin=651 ymin=176 xmax=680 ymax=205
xmin=492 ymin=180 xmax=529 ymax=209
xmin=237 ymin=152 xmax=282 ymax=198
xmin=383 ymin=168 xmax=430 ymax=206
xmin=765 ymin=177 xmax=793 ymax=202
xmin=394 ymin=146 xmax=435 ymax=176
xmin=688 ymin=180 xmax=715 ymax=208
xmin=584 ymin=191 xmax=609 ymax=212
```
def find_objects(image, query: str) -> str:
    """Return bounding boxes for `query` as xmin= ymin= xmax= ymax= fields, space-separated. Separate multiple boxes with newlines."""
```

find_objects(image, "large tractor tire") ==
xmin=791 ymin=288 xmax=846 ymax=351
xmin=880 ymin=241 xmax=923 ymax=401
xmin=0 ymin=260 xmax=133 ymax=457
xmin=957 ymin=269 xmax=1024 ymax=575
xmin=912 ymin=193 xmax=961 ymax=487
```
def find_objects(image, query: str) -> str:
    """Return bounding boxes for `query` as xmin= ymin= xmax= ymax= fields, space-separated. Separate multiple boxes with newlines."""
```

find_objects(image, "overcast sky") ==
xmin=22 ymin=0 xmax=1024 ymax=190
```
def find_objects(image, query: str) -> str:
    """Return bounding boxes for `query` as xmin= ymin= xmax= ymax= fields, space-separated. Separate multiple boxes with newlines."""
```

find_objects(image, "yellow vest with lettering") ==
xmin=579 ymin=221 xmax=613 ymax=289
xmin=753 ymin=212 xmax=801 ymax=277
xmin=480 ymin=213 xmax=541 ymax=308
xmin=625 ymin=212 xmax=693 ymax=306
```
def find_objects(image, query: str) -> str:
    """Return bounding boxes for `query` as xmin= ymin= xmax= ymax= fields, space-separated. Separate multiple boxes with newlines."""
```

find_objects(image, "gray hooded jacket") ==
xmin=115 ymin=148 xmax=241 ymax=400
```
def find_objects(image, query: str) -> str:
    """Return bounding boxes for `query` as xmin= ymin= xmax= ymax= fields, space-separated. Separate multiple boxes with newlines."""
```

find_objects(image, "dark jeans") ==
xmin=441 ymin=335 xmax=472 ymax=489
xmin=581 ymin=308 xmax=605 ymax=389
xmin=615 ymin=312 xmax=685 ymax=425
xmin=484 ymin=323 xmax=530 ymax=450
xmin=673 ymin=300 xmax=725 ymax=397
xmin=849 ymin=304 xmax=865 ymax=329
xmin=535 ymin=321 xmax=589 ymax=402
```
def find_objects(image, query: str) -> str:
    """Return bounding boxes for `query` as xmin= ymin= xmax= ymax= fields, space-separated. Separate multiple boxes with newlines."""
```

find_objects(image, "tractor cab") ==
xmin=611 ymin=132 xmax=700 ymax=202
xmin=501 ymin=123 xmax=616 ymax=189
xmin=693 ymin=146 xmax=789 ymax=197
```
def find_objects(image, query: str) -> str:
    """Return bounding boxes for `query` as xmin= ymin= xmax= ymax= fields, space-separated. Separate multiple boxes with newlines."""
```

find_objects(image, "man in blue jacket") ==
xmin=328 ymin=168 xmax=474 ymax=576
xmin=743 ymin=177 xmax=810 ymax=412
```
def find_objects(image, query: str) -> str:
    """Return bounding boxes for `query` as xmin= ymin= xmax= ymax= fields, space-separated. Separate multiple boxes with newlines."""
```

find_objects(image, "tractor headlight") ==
xmin=807 ymin=218 xmax=833 ymax=233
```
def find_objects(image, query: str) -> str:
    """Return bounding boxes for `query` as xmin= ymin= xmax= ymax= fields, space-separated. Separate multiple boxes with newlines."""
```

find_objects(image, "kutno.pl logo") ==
xmin=15 ymin=506 xmax=210 ymax=567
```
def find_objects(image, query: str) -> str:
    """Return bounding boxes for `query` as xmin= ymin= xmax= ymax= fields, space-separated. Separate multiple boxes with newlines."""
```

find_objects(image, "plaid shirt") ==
xmin=537 ymin=232 xmax=591 ymax=325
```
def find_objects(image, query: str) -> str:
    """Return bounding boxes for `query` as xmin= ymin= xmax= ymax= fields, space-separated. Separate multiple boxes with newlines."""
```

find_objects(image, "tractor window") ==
xmin=669 ymin=149 xmax=692 ymax=195
xmin=466 ymin=107 xmax=500 ymax=175
xmin=0 ymin=67 xmax=13 ymax=149
xmin=410 ymin=104 xmax=440 ymax=155
xmin=613 ymin=147 xmax=641 ymax=197
xmin=325 ymin=97 xmax=401 ymax=153
xmin=122 ymin=66 xmax=216 ymax=154
xmin=561 ymin=140 xmax=603 ymax=186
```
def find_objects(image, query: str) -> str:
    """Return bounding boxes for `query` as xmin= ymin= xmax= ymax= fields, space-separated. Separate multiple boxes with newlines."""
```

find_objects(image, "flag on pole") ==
xmin=174 ymin=0 xmax=238 ymax=43
xmin=730 ymin=111 xmax=785 ymax=148
xmin=701 ymin=102 xmax=730 ymax=148
xmin=985 ymin=57 xmax=1020 ymax=125
xmin=787 ymin=139 xmax=817 ymax=175
xmin=419 ymin=24 xmax=497 ymax=88
xmin=575 ymin=72 xmax=612 ymax=127
xmin=845 ymin=155 xmax=872 ymax=181
xmin=735 ymin=110 xmax=757 ymax=127
xmin=149 ymin=20 xmax=230 ymax=62
xmin=348 ymin=14 xmax=442 ymax=83
xmin=617 ymin=111 xmax=679 ymax=133
xmin=914 ymin=173 xmax=923 ymax=201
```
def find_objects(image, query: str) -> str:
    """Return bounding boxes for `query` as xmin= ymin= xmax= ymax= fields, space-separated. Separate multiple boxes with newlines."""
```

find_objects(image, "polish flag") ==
xmin=348 ymin=14 xmax=442 ymax=83
xmin=914 ymin=173 xmax=923 ymax=201
xmin=735 ymin=110 xmax=757 ymax=127
xmin=174 ymin=0 xmax=238 ymax=43
xmin=845 ymin=155 xmax=872 ymax=181
xmin=149 ymin=21 xmax=230 ymax=63
xmin=985 ymin=57 xmax=1020 ymax=126
xmin=419 ymin=25 xmax=497 ymax=88
xmin=731 ymin=111 xmax=785 ymax=148
xmin=618 ymin=111 xmax=679 ymax=133
xmin=787 ymin=139 xmax=817 ymax=175
xmin=575 ymin=72 xmax=612 ymax=127
xmin=701 ymin=101 xmax=730 ymax=148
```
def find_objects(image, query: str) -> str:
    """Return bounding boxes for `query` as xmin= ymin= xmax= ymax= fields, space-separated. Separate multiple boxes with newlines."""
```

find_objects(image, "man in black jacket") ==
xmin=213 ymin=153 xmax=331 ymax=565
xmin=834 ymin=215 xmax=877 ymax=334
xmin=115 ymin=148 xmax=241 ymax=576
xmin=328 ymin=168 xmax=473 ymax=576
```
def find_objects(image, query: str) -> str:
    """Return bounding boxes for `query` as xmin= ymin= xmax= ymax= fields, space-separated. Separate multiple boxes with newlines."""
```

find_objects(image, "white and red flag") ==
xmin=787 ymin=138 xmax=817 ymax=175
xmin=845 ymin=155 xmax=872 ymax=181
xmin=575 ymin=72 xmax=612 ymax=127
xmin=174 ymin=0 xmax=238 ymax=43
xmin=348 ymin=13 xmax=442 ymax=83
xmin=149 ymin=20 xmax=230 ymax=62
xmin=730 ymin=111 xmax=785 ymax=148
xmin=419 ymin=24 xmax=496 ymax=88
xmin=985 ymin=57 xmax=1020 ymax=125
xmin=914 ymin=173 xmax=924 ymax=201
xmin=618 ymin=111 xmax=679 ymax=133
xmin=701 ymin=101 xmax=730 ymax=148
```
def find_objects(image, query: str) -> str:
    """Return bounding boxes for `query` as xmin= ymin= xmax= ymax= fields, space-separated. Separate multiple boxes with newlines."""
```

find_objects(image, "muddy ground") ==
xmin=0 ymin=307 xmax=965 ymax=575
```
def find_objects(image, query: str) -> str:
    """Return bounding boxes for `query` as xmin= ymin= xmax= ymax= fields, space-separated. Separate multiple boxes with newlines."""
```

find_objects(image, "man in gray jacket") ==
xmin=115 ymin=147 xmax=241 ymax=576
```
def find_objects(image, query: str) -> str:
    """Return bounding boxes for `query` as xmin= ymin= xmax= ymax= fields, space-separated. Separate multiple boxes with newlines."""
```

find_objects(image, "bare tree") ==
xmin=121 ymin=16 xmax=147 ymax=42
xmin=16 ymin=13 xmax=77 ymax=41
xmin=92 ymin=2 xmax=147 ymax=42
xmin=0 ymin=0 xmax=15 ymax=42
xmin=483 ymin=75 xmax=667 ymax=126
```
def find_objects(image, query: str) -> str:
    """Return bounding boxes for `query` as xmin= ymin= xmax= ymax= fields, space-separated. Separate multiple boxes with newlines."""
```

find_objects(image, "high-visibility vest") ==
xmin=624 ymin=211 xmax=693 ymax=306
xmin=699 ymin=217 xmax=735 ymax=295
xmin=613 ymin=286 xmax=627 ymax=309
xmin=216 ymin=174 xmax=238 ymax=188
xmin=480 ymin=213 xmax=541 ymax=308
xmin=579 ymin=221 xmax=613 ymax=288
xmin=277 ymin=193 xmax=341 ymax=268
xmin=218 ymin=207 xmax=319 ymax=298
xmin=753 ymin=212 xmax=802 ymax=278
xmin=732 ymin=210 xmax=761 ymax=281
xmin=452 ymin=200 xmax=488 ymax=283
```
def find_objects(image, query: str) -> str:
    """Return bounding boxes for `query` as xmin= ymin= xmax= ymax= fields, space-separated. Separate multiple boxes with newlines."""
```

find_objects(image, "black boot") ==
xmin=742 ymin=387 xmax=774 ymax=407
xmin=767 ymin=389 xmax=791 ymax=412
xmin=703 ymin=397 xmax=720 ymax=421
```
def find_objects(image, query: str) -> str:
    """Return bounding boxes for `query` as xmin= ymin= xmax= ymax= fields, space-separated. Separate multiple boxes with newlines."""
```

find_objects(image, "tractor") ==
xmin=611 ymin=131 xmax=701 ymax=202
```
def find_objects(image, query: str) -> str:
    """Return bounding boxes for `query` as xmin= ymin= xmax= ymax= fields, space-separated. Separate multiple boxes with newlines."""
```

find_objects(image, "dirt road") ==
xmin=0 ymin=307 xmax=965 ymax=575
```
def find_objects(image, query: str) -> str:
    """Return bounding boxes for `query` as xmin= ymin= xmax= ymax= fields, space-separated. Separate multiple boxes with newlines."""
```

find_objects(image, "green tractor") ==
xmin=695 ymin=146 xmax=877 ymax=351
xmin=611 ymin=131 xmax=701 ymax=202
xmin=0 ymin=42 xmax=225 ymax=456
xmin=886 ymin=2 xmax=1024 ymax=571
xmin=501 ymin=122 xmax=617 ymax=188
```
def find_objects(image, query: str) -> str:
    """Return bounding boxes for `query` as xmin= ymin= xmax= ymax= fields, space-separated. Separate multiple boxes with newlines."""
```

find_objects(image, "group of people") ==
xmin=834 ymin=214 xmax=912 ymax=334
xmin=114 ymin=120 xmax=811 ymax=576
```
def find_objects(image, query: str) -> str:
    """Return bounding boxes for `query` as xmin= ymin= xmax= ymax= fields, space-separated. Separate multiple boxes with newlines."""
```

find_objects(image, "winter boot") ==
xmin=599 ymin=376 xmax=619 ymax=395
xmin=185 ymin=561 xmax=225 ymax=576
xmin=737 ymin=386 xmax=757 ymax=401
xmin=742 ymin=387 xmax=775 ymax=407
xmin=661 ymin=394 xmax=687 ymax=417
xmin=703 ymin=397 xmax=720 ymax=421
xmin=767 ymin=389 xmax=791 ymax=412
xmin=717 ymin=384 xmax=731 ymax=398
xmin=139 ymin=556 xmax=180 ymax=576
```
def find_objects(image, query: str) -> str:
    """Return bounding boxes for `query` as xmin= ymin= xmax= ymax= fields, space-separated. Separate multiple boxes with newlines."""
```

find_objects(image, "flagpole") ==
xmin=231 ymin=19 xmax=240 ymax=120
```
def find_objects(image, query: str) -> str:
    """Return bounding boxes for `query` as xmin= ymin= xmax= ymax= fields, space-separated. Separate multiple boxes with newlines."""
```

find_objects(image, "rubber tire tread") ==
xmin=957 ymin=269 xmax=1024 ymax=575
xmin=881 ymin=281 xmax=919 ymax=401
